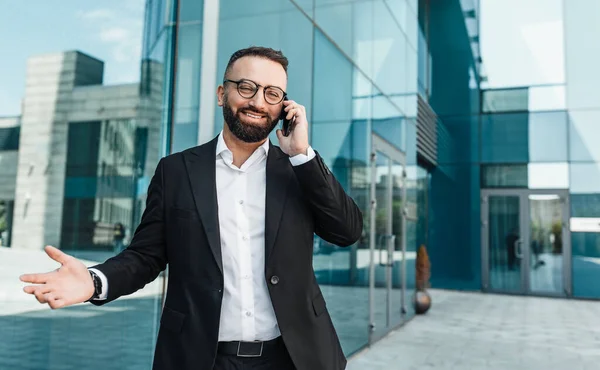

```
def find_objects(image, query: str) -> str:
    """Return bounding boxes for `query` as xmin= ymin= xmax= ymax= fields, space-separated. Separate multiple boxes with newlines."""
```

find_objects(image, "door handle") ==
xmin=378 ymin=234 xmax=387 ymax=267
xmin=378 ymin=234 xmax=394 ymax=267
xmin=514 ymin=239 xmax=523 ymax=259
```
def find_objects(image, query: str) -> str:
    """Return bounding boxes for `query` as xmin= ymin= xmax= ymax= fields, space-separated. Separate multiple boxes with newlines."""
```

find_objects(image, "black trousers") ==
xmin=213 ymin=339 xmax=296 ymax=370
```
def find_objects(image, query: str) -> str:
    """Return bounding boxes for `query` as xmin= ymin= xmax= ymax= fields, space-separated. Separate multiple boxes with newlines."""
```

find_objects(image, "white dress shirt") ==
xmin=91 ymin=131 xmax=316 ymax=342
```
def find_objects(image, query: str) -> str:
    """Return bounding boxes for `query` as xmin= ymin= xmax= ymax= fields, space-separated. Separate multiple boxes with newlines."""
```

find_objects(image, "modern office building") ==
xmin=3 ymin=0 xmax=600 ymax=368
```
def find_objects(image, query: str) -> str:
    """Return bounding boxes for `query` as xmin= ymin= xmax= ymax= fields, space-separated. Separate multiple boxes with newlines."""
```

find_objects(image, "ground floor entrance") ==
xmin=481 ymin=189 xmax=572 ymax=297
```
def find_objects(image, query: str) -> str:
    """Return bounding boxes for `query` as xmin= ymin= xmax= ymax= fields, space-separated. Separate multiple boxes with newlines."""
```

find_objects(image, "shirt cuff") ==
xmin=88 ymin=268 xmax=108 ymax=300
xmin=289 ymin=146 xmax=316 ymax=166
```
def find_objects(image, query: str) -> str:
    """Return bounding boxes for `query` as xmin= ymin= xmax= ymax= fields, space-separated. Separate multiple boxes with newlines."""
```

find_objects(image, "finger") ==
xmin=34 ymin=290 xmax=50 ymax=304
xmin=49 ymin=298 xmax=66 ymax=310
xmin=276 ymin=129 xmax=284 ymax=141
xmin=23 ymin=284 xmax=53 ymax=295
xmin=45 ymin=245 xmax=71 ymax=265
xmin=287 ymin=107 xmax=300 ymax=120
xmin=20 ymin=272 xmax=53 ymax=284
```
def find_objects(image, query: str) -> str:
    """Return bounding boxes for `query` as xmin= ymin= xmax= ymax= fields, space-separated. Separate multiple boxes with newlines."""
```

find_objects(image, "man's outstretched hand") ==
xmin=20 ymin=245 xmax=95 ymax=309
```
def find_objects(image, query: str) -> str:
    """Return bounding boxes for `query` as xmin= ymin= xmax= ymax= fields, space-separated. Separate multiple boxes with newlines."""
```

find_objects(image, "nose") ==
xmin=247 ymin=88 xmax=267 ymax=110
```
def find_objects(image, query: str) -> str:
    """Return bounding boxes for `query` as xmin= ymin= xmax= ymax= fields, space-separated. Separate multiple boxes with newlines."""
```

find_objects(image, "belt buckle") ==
xmin=236 ymin=341 xmax=264 ymax=357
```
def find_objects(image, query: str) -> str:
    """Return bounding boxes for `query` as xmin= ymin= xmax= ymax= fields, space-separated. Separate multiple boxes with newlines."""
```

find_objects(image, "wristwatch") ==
xmin=87 ymin=270 xmax=102 ymax=301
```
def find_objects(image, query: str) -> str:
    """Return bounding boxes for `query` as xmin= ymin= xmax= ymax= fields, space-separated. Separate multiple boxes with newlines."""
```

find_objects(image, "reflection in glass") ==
xmin=2 ymin=1 xmax=166 ymax=367
xmin=0 ymin=200 xmax=14 ymax=247
xmin=528 ymin=194 xmax=564 ymax=295
xmin=481 ymin=87 xmax=528 ymax=113
xmin=481 ymin=165 xmax=528 ymax=188
xmin=488 ymin=196 xmax=522 ymax=292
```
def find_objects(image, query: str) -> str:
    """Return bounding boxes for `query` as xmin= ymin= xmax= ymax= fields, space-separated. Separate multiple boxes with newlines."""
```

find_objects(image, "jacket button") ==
xmin=270 ymin=276 xmax=280 ymax=285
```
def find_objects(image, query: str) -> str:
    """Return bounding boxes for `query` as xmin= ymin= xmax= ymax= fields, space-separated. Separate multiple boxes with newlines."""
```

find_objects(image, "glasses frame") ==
xmin=223 ymin=78 xmax=287 ymax=105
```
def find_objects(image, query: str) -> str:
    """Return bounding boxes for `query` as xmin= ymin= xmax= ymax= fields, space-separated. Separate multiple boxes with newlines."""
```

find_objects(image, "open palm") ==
xmin=20 ymin=245 xmax=95 ymax=309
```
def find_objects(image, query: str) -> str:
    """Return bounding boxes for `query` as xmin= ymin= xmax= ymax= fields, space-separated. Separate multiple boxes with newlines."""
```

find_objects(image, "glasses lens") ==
xmin=237 ymin=81 xmax=257 ymax=98
xmin=264 ymin=87 xmax=284 ymax=104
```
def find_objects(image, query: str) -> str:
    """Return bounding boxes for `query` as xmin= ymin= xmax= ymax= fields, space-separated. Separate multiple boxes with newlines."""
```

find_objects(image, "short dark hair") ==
xmin=224 ymin=46 xmax=289 ymax=79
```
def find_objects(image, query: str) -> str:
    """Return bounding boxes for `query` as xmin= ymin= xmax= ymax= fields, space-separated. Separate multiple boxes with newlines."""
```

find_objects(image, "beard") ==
xmin=223 ymin=96 xmax=279 ymax=143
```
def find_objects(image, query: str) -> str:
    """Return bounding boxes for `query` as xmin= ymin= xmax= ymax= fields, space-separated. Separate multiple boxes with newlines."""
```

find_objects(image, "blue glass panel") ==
xmin=172 ymin=23 xmax=202 ymax=153
xmin=529 ymin=111 xmax=567 ymax=162
xmin=312 ymin=30 xmax=370 ymax=355
xmin=313 ymin=30 xmax=353 ymax=124
xmin=371 ymin=97 xmax=405 ymax=153
xmin=179 ymin=0 xmax=203 ymax=22
xmin=481 ymin=113 xmax=529 ymax=163
xmin=570 ymin=163 xmax=600 ymax=194
xmin=569 ymin=110 xmax=600 ymax=162
xmin=564 ymin=0 xmax=600 ymax=110
xmin=314 ymin=0 xmax=373 ymax=80
xmin=372 ymin=1 xmax=408 ymax=115
xmin=215 ymin=2 xmax=314 ymax=139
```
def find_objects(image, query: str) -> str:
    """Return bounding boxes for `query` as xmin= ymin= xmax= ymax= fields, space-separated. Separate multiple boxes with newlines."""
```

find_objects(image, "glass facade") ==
xmin=1 ymin=1 xmax=171 ymax=369
xmin=3 ymin=0 xmax=600 ymax=368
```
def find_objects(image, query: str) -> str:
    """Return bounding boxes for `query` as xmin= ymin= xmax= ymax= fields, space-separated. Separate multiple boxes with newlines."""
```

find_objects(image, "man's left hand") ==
xmin=276 ymin=99 xmax=309 ymax=157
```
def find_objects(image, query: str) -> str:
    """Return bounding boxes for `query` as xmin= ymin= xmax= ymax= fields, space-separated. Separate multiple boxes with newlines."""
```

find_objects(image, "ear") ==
xmin=217 ymin=85 xmax=224 ymax=107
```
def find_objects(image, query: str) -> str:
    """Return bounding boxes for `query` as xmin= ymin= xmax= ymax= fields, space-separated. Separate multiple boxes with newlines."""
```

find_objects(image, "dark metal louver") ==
xmin=416 ymin=95 xmax=437 ymax=166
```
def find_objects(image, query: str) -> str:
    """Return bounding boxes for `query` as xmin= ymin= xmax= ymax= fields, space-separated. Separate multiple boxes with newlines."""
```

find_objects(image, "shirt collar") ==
xmin=215 ymin=130 xmax=270 ymax=158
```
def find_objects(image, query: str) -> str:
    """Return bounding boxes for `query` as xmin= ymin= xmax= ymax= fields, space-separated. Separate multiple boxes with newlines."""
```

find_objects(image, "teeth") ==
xmin=245 ymin=113 xmax=262 ymax=119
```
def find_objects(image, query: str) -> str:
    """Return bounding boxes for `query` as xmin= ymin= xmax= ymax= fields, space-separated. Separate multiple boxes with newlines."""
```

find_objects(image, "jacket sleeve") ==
xmin=90 ymin=158 xmax=168 ymax=305
xmin=292 ymin=151 xmax=363 ymax=247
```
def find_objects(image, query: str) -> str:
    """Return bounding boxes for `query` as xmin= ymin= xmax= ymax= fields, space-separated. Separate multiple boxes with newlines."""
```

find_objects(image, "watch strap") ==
xmin=87 ymin=270 xmax=102 ymax=301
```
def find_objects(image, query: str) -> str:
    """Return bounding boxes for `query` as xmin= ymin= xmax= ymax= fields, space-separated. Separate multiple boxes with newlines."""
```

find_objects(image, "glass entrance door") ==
xmin=481 ymin=189 xmax=571 ymax=297
xmin=369 ymin=134 xmax=407 ymax=343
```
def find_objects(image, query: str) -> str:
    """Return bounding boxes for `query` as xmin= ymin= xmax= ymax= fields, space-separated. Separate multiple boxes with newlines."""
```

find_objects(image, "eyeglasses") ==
xmin=223 ymin=78 xmax=286 ymax=105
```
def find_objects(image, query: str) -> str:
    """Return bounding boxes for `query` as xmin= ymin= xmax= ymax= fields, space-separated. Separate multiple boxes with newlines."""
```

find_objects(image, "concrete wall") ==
xmin=12 ymin=51 xmax=105 ymax=249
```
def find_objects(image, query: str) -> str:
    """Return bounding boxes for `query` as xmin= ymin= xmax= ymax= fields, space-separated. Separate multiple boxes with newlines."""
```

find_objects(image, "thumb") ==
xmin=45 ymin=245 xmax=70 ymax=265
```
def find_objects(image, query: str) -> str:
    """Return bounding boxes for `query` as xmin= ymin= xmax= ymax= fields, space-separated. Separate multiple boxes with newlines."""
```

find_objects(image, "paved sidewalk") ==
xmin=347 ymin=289 xmax=600 ymax=370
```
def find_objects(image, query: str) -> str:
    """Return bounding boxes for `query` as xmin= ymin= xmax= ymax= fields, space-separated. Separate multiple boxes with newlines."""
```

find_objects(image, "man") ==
xmin=20 ymin=46 xmax=363 ymax=370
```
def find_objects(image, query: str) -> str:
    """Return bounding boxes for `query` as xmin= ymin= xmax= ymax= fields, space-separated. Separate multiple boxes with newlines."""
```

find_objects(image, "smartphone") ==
xmin=279 ymin=96 xmax=294 ymax=136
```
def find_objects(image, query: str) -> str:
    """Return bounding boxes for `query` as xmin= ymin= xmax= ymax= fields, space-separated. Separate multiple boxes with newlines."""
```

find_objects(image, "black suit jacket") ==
xmin=91 ymin=136 xmax=363 ymax=370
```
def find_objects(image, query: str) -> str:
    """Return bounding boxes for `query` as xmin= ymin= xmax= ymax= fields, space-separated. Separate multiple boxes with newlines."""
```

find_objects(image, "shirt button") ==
xmin=239 ymin=200 xmax=244 ymax=205
xmin=246 ymin=311 xmax=252 ymax=317
xmin=270 ymin=276 xmax=280 ymax=285
xmin=242 ymin=235 xmax=248 ymax=241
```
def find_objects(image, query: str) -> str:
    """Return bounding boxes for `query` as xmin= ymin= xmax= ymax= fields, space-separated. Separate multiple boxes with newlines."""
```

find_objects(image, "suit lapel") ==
xmin=265 ymin=143 xmax=293 ymax=265
xmin=183 ymin=136 xmax=223 ymax=274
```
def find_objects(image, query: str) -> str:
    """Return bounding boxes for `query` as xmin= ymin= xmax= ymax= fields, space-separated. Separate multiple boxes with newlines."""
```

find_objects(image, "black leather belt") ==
xmin=217 ymin=337 xmax=282 ymax=357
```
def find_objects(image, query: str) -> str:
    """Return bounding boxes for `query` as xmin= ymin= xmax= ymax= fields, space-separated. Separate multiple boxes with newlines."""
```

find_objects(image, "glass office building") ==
xmin=2 ymin=0 xmax=600 ymax=368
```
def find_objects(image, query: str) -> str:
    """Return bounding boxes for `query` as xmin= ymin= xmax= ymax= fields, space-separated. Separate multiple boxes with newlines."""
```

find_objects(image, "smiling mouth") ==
xmin=243 ymin=111 xmax=265 ymax=119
